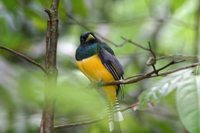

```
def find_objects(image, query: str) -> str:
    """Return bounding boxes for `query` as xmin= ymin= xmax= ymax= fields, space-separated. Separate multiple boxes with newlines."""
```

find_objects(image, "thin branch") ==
xmin=148 ymin=42 xmax=156 ymax=60
xmin=66 ymin=13 xmax=121 ymax=47
xmin=66 ymin=12 xmax=159 ymax=50
xmin=104 ymin=61 xmax=176 ymax=85
xmin=54 ymin=119 xmax=103 ymax=129
xmin=54 ymin=102 xmax=139 ymax=130
xmin=151 ymin=62 xmax=200 ymax=77
xmin=147 ymin=42 xmax=157 ymax=74
xmin=104 ymin=60 xmax=198 ymax=86
xmin=121 ymin=102 xmax=139 ymax=112
xmin=0 ymin=45 xmax=47 ymax=73
xmin=121 ymin=37 xmax=149 ymax=51
xmin=119 ymin=41 xmax=158 ymax=74
xmin=156 ymin=55 xmax=199 ymax=61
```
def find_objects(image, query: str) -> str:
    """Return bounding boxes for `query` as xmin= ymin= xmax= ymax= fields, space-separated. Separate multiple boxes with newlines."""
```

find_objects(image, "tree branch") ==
xmin=105 ymin=60 xmax=199 ymax=86
xmin=40 ymin=0 xmax=59 ymax=133
xmin=156 ymin=55 xmax=199 ymax=61
xmin=151 ymin=62 xmax=200 ymax=77
xmin=120 ymin=37 xmax=149 ymax=51
xmin=54 ymin=119 xmax=103 ymax=130
xmin=66 ymin=13 xmax=122 ymax=47
xmin=0 ymin=45 xmax=47 ymax=73
xmin=54 ymin=102 xmax=139 ymax=130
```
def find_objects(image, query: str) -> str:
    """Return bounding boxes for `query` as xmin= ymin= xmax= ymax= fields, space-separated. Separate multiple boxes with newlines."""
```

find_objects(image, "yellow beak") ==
xmin=86 ymin=34 xmax=95 ymax=42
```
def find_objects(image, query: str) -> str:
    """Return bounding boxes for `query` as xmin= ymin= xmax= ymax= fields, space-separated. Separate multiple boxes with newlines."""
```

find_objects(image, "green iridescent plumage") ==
xmin=75 ymin=42 xmax=114 ymax=61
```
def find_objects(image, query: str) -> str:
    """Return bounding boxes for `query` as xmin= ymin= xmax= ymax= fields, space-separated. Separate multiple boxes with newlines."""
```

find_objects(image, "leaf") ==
xmin=2 ymin=0 xmax=18 ymax=12
xmin=139 ymin=69 xmax=193 ymax=109
xmin=170 ymin=0 xmax=186 ymax=13
xmin=176 ymin=76 xmax=200 ymax=133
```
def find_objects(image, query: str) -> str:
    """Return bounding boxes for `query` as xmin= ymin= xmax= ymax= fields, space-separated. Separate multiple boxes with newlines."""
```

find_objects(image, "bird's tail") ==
xmin=107 ymin=98 xmax=124 ymax=132
xmin=114 ymin=98 xmax=124 ymax=122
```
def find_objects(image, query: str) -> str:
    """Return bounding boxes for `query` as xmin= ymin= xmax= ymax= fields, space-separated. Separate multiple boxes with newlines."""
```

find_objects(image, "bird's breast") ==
xmin=76 ymin=54 xmax=117 ymax=103
xmin=76 ymin=54 xmax=114 ymax=82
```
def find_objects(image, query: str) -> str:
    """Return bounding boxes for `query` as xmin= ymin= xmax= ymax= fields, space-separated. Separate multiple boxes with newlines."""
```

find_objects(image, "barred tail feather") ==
xmin=114 ymin=98 xmax=124 ymax=121
xmin=109 ymin=121 xmax=114 ymax=132
xmin=107 ymin=104 xmax=114 ymax=132
xmin=107 ymin=98 xmax=123 ymax=132
xmin=114 ymin=111 xmax=124 ymax=122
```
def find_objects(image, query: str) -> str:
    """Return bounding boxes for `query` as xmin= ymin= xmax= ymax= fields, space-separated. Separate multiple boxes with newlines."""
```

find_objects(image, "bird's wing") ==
xmin=98 ymin=47 xmax=124 ymax=81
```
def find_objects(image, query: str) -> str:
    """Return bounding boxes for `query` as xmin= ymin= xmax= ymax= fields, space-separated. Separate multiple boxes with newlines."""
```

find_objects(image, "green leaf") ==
xmin=2 ymin=0 xmax=18 ymax=12
xmin=170 ymin=0 xmax=186 ymax=13
xmin=139 ymin=69 xmax=192 ymax=109
xmin=176 ymin=76 xmax=200 ymax=133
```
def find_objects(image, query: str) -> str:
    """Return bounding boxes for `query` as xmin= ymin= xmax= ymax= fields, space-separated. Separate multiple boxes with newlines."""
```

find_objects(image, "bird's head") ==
xmin=80 ymin=32 xmax=99 ymax=45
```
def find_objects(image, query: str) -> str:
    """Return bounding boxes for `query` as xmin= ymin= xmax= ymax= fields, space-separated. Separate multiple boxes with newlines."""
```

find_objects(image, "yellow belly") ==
xmin=76 ymin=54 xmax=117 ymax=103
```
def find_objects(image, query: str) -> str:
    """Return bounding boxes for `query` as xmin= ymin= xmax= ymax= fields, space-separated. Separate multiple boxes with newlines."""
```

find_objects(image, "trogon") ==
xmin=75 ymin=32 xmax=124 ymax=132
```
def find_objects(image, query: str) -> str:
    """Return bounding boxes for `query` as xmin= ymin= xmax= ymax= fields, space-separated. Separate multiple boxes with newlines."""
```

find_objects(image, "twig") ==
xmin=147 ymin=42 xmax=157 ymax=74
xmin=66 ymin=13 xmax=121 ymax=47
xmin=104 ymin=60 xmax=197 ymax=86
xmin=54 ymin=119 xmax=103 ymax=129
xmin=0 ymin=45 xmax=47 ymax=73
xmin=66 ymin=12 xmax=159 ymax=51
xmin=118 ymin=38 xmax=159 ymax=73
xmin=54 ymin=102 xmax=139 ymax=130
xmin=151 ymin=62 xmax=200 ymax=77
xmin=156 ymin=55 xmax=199 ymax=61
xmin=121 ymin=37 xmax=149 ymax=51
xmin=121 ymin=102 xmax=139 ymax=112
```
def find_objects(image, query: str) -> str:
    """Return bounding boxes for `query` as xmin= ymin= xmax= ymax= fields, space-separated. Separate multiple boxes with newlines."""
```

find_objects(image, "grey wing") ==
xmin=98 ymin=48 xmax=124 ymax=81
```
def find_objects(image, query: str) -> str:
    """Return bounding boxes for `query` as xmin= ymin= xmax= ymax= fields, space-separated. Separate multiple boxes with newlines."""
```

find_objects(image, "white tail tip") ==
xmin=109 ymin=121 xmax=114 ymax=132
xmin=114 ymin=111 xmax=124 ymax=121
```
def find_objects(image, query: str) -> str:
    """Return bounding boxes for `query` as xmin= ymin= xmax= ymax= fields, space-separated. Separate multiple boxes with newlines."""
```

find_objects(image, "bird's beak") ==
xmin=86 ymin=34 xmax=95 ymax=42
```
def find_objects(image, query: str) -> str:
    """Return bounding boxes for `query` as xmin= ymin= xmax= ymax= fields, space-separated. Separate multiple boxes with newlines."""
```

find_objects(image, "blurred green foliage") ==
xmin=176 ymin=76 xmax=200 ymax=133
xmin=0 ymin=0 xmax=199 ymax=133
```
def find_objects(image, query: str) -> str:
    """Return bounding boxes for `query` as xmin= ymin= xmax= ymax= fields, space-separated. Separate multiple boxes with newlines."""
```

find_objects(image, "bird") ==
xmin=75 ymin=32 xmax=124 ymax=132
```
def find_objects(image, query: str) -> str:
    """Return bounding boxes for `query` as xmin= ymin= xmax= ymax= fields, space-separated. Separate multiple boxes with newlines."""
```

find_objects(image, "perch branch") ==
xmin=0 ymin=45 xmax=47 ymax=73
xmin=151 ymin=62 xmax=200 ymax=77
xmin=105 ymin=60 xmax=199 ymax=86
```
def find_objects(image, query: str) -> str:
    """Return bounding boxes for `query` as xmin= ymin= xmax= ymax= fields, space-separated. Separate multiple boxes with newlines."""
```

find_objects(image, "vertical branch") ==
xmin=40 ymin=0 xmax=59 ymax=133
xmin=45 ymin=4 xmax=59 ymax=70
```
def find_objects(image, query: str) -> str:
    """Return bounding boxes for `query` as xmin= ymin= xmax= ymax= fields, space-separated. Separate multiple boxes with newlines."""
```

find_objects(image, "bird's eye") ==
xmin=86 ymin=34 xmax=95 ymax=42
xmin=80 ymin=37 xmax=85 ymax=44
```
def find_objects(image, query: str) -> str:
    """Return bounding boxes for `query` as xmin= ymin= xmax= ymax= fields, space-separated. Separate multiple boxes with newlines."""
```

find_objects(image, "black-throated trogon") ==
xmin=75 ymin=32 xmax=124 ymax=132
